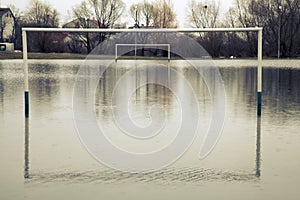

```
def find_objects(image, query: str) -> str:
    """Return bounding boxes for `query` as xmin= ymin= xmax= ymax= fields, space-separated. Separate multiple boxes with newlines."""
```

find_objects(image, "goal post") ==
xmin=115 ymin=43 xmax=171 ymax=62
xmin=22 ymin=27 xmax=263 ymax=117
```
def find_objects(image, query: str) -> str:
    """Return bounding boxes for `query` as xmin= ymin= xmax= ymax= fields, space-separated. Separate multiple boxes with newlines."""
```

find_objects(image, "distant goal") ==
xmin=115 ymin=43 xmax=171 ymax=62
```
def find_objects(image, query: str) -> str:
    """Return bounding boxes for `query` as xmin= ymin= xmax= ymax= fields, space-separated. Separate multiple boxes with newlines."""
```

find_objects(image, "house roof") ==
xmin=0 ymin=8 xmax=15 ymax=19
xmin=63 ymin=18 xmax=99 ymax=28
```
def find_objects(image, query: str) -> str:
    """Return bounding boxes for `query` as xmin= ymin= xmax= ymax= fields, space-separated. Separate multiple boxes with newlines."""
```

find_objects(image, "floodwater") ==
xmin=0 ymin=59 xmax=299 ymax=200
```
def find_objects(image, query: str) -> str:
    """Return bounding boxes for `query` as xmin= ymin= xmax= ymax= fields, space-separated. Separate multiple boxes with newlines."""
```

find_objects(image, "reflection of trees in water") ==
xmin=36 ymin=78 xmax=58 ymax=97
xmin=219 ymin=67 xmax=257 ymax=116
xmin=30 ymin=64 xmax=60 ymax=102
xmin=181 ymin=66 xmax=211 ymax=109
xmin=95 ymin=66 xmax=119 ymax=119
xmin=263 ymin=68 xmax=300 ymax=118
xmin=30 ymin=63 xmax=58 ymax=74
xmin=173 ymin=66 xmax=257 ymax=116
xmin=216 ymin=66 xmax=300 ymax=121
xmin=266 ymin=68 xmax=300 ymax=100
xmin=95 ymin=64 xmax=176 ymax=120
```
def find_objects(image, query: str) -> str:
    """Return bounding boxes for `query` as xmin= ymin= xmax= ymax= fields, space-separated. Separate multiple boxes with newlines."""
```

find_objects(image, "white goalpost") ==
xmin=115 ymin=43 xmax=171 ymax=62
xmin=22 ymin=27 xmax=263 ymax=118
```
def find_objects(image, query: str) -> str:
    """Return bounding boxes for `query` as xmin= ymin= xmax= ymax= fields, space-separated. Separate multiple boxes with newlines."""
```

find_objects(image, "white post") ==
xmin=168 ymin=44 xmax=171 ymax=62
xmin=277 ymin=16 xmax=281 ymax=59
xmin=135 ymin=32 xmax=137 ymax=59
xmin=257 ymin=29 xmax=263 ymax=116
xmin=22 ymin=30 xmax=29 ymax=118
xmin=115 ymin=44 xmax=118 ymax=62
xmin=277 ymin=5 xmax=282 ymax=59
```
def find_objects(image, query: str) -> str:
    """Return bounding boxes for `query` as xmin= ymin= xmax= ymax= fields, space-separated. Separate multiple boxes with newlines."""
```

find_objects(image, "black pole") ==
xmin=25 ymin=91 xmax=29 ymax=118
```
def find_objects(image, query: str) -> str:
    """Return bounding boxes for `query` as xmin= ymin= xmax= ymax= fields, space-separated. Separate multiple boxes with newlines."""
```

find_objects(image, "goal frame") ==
xmin=22 ymin=27 xmax=263 ymax=118
xmin=115 ymin=43 xmax=171 ymax=62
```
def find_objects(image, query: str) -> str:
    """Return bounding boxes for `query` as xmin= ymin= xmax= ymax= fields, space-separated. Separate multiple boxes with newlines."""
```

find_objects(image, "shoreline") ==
xmin=0 ymin=52 xmax=89 ymax=60
xmin=1 ymin=52 xmax=299 ymax=68
xmin=1 ymin=51 xmax=299 ymax=60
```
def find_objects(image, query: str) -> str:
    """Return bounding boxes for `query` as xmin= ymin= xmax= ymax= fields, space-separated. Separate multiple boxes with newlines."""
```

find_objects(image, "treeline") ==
xmin=188 ymin=0 xmax=300 ymax=57
xmin=10 ymin=0 xmax=300 ymax=57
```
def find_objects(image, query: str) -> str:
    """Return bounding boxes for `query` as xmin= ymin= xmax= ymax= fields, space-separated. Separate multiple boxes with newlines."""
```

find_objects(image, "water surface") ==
xmin=0 ymin=59 xmax=299 ymax=200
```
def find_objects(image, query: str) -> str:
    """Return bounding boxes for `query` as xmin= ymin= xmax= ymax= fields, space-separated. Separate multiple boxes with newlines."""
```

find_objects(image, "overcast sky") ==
xmin=1 ymin=0 xmax=234 ymax=27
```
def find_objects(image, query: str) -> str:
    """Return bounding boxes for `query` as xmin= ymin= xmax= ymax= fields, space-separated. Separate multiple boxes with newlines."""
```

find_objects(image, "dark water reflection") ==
xmin=0 ymin=60 xmax=300 ymax=200
xmin=263 ymin=68 xmax=300 ymax=118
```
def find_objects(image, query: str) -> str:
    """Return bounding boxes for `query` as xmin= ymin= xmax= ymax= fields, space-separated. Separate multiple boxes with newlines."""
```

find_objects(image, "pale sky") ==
xmin=1 ymin=0 xmax=234 ymax=27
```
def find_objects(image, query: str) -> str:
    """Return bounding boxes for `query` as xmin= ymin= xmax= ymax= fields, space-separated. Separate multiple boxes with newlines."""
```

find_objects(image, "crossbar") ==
xmin=22 ymin=27 xmax=263 ymax=33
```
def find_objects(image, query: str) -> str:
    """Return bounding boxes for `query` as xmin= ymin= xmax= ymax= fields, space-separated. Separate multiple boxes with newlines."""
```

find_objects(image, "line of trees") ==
xmin=188 ymin=0 xmax=300 ymax=57
xmin=9 ymin=0 xmax=300 ymax=57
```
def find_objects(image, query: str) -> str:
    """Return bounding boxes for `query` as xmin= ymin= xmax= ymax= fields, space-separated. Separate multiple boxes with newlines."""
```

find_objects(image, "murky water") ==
xmin=0 ymin=59 xmax=299 ymax=200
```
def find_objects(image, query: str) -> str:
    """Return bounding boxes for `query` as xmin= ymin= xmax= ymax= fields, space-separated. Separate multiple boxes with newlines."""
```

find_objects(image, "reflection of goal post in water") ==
xmin=22 ymin=27 xmax=263 ymax=178
xmin=115 ymin=44 xmax=171 ymax=62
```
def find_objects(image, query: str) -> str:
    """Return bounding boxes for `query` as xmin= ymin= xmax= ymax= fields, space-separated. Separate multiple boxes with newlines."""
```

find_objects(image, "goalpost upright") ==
xmin=22 ymin=27 xmax=263 ymax=118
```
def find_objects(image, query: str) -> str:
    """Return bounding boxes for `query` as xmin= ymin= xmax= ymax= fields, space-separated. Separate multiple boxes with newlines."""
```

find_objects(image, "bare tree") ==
xmin=187 ymin=0 xmax=220 ymax=28
xmin=187 ymin=0 xmax=223 ymax=57
xmin=71 ymin=1 xmax=93 ymax=22
xmin=222 ymin=0 xmax=258 ymax=56
xmin=67 ymin=0 xmax=125 ymax=51
xmin=224 ymin=7 xmax=240 ymax=28
xmin=22 ymin=0 xmax=61 ymax=53
xmin=68 ymin=1 xmax=95 ymax=53
xmin=129 ymin=3 xmax=143 ymax=27
xmin=88 ymin=0 xmax=125 ymax=28
xmin=23 ymin=0 xmax=59 ymax=27
xmin=152 ymin=0 xmax=177 ymax=28
xmin=131 ymin=0 xmax=178 ymax=28
xmin=221 ymin=7 xmax=247 ymax=57
xmin=141 ymin=0 xmax=155 ymax=27
xmin=129 ymin=0 xmax=177 ymax=28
